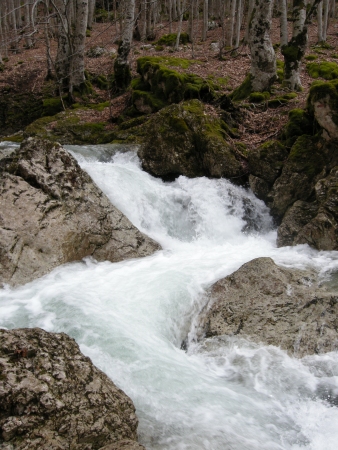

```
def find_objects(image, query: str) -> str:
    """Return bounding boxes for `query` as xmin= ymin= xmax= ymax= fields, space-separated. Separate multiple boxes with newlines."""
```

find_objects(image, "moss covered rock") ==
xmin=0 ymin=90 xmax=43 ymax=136
xmin=307 ymin=61 xmax=338 ymax=80
xmin=132 ymin=57 xmax=217 ymax=113
xmin=307 ymin=79 xmax=338 ymax=140
xmin=24 ymin=111 xmax=116 ymax=145
xmin=137 ymin=100 xmax=247 ymax=182
xmin=282 ymin=108 xmax=314 ymax=147
xmin=248 ymin=140 xmax=288 ymax=192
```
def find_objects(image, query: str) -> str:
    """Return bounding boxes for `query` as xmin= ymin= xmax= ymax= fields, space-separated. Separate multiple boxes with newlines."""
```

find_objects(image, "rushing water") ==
xmin=1 ymin=143 xmax=338 ymax=449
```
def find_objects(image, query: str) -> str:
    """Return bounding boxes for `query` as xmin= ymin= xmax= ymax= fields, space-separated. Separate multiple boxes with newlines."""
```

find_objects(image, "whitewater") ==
xmin=1 ymin=142 xmax=338 ymax=449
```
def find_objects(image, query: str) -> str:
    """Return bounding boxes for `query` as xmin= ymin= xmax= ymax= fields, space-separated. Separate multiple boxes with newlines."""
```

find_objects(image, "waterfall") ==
xmin=1 ymin=143 xmax=338 ymax=449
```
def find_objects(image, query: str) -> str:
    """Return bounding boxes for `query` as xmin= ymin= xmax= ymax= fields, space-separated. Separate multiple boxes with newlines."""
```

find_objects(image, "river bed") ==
xmin=1 ymin=143 xmax=338 ymax=449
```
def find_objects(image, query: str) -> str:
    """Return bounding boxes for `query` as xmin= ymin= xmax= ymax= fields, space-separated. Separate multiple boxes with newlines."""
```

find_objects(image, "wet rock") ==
xmin=0 ymin=138 xmax=160 ymax=287
xmin=199 ymin=257 xmax=338 ymax=357
xmin=278 ymin=167 xmax=338 ymax=249
xmin=0 ymin=328 xmax=145 ymax=449
xmin=138 ymin=100 xmax=247 ymax=182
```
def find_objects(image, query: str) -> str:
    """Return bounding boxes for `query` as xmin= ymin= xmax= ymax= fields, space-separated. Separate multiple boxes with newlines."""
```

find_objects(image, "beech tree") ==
xmin=248 ymin=0 xmax=276 ymax=91
xmin=114 ymin=0 xmax=135 ymax=89
xmin=281 ymin=0 xmax=321 ymax=91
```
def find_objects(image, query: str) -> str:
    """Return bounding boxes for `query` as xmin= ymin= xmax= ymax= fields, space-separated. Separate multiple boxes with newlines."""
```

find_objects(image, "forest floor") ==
xmin=1 ymin=16 xmax=338 ymax=152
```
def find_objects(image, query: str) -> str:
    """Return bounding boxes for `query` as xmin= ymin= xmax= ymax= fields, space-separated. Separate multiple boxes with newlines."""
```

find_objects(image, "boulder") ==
xmin=0 ymin=138 xmax=160 ymax=287
xmin=0 ymin=327 xmax=145 ymax=450
xmin=199 ymin=257 xmax=338 ymax=357
xmin=307 ymin=79 xmax=338 ymax=141
xmin=138 ymin=100 xmax=247 ymax=182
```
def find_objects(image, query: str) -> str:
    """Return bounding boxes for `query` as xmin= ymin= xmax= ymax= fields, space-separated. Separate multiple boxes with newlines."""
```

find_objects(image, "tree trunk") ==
xmin=281 ymin=0 xmax=315 ymax=91
xmin=69 ymin=0 xmax=89 ymax=95
xmin=114 ymin=0 xmax=136 ymax=89
xmin=226 ymin=0 xmax=237 ymax=47
xmin=24 ymin=0 xmax=33 ymax=48
xmin=202 ymin=0 xmax=208 ymax=41
xmin=175 ymin=0 xmax=186 ymax=49
xmin=323 ymin=0 xmax=329 ymax=40
xmin=87 ymin=0 xmax=96 ymax=29
xmin=44 ymin=0 xmax=54 ymax=80
xmin=280 ymin=0 xmax=288 ymax=46
xmin=248 ymin=0 xmax=276 ymax=91
xmin=234 ymin=0 xmax=242 ymax=48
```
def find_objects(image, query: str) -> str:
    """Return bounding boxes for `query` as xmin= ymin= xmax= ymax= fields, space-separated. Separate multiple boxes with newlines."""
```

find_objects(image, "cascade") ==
xmin=1 ymin=143 xmax=338 ymax=449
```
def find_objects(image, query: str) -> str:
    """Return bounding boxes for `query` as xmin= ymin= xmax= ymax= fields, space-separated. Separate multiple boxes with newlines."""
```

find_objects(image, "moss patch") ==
xmin=307 ymin=61 xmax=338 ymax=80
xmin=0 ymin=90 xmax=43 ymax=136
xmin=133 ymin=56 xmax=219 ymax=112
xmin=267 ymin=92 xmax=297 ymax=108
xmin=156 ymin=33 xmax=190 ymax=47
xmin=307 ymin=79 xmax=338 ymax=128
xmin=24 ymin=111 xmax=115 ymax=145
xmin=282 ymin=108 xmax=314 ymax=147
xmin=230 ymin=75 xmax=253 ymax=102
xmin=288 ymin=135 xmax=323 ymax=178
xmin=249 ymin=92 xmax=271 ymax=103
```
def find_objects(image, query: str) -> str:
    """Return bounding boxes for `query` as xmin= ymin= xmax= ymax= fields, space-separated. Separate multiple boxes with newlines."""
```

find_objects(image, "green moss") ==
xmin=119 ymin=115 xmax=149 ymax=130
xmin=305 ymin=54 xmax=318 ymax=61
xmin=92 ymin=74 xmax=109 ymax=90
xmin=267 ymin=92 xmax=297 ymax=108
xmin=0 ymin=91 xmax=44 ymax=136
xmin=24 ymin=112 xmax=115 ymax=144
xmin=230 ymin=75 xmax=253 ymax=101
xmin=114 ymin=59 xmax=131 ymax=90
xmin=276 ymin=60 xmax=284 ymax=83
xmin=307 ymin=61 xmax=338 ymax=80
xmin=3 ymin=133 xmax=24 ymax=143
xmin=155 ymin=45 xmax=164 ymax=51
xmin=332 ymin=54 xmax=338 ymax=59
xmin=134 ymin=57 xmax=217 ymax=108
xmin=283 ymin=108 xmax=313 ymax=147
xmin=289 ymin=135 xmax=323 ymax=178
xmin=307 ymin=79 xmax=338 ymax=126
xmin=249 ymin=91 xmax=271 ymax=103
xmin=132 ymin=90 xmax=167 ymax=113
xmin=156 ymin=33 xmax=190 ymax=47
xmin=42 ymin=98 xmax=64 ymax=116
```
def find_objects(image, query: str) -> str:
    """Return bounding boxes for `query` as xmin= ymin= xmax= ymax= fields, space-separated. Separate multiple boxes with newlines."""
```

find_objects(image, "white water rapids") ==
xmin=1 ymin=143 xmax=338 ymax=449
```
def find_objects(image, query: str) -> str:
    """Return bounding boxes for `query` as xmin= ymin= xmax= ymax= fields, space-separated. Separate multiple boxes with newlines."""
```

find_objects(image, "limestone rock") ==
xmin=0 ymin=328 xmax=145 ymax=450
xmin=200 ymin=257 xmax=338 ymax=357
xmin=138 ymin=100 xmax=247 ymax=182
xmin=0 ymin=138 xmax=160 ymax=287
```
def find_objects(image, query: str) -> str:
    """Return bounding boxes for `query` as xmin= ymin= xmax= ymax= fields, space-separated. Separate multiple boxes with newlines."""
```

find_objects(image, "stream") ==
xmin=1 ymin=143 xmax=338 ymax=449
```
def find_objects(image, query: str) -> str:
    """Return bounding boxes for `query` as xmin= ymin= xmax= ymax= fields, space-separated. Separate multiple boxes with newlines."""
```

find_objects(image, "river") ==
xmin=1 ymin=143 xmax=338 ymax=449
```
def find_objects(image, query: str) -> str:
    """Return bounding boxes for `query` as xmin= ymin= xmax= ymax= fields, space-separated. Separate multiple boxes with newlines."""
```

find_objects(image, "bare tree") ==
xmin=282 ymin=0 xmax=321 ymax=91
xmin=114 ymin=0 xmax=136 ymax=89
xmin=248 ymin=0 xmax=276 ymax=91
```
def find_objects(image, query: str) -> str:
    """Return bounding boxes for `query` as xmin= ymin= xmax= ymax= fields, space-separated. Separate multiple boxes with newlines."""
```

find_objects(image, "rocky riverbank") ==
xmin=0 ymin=138 xmax=160 ymax=287
xmin=198 ymin=257 xmax=338 ymax=358
xmin=0 ymin=327 xmax=145 ymax=450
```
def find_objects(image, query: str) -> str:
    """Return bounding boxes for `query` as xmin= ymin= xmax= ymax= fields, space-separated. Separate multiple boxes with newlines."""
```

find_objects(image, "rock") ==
xmin=278 ymin=167 xmax=338 ymax=249
xmin=0 ymin=328 xmax=145 ymax=450
xmin=277 ymin=200 xmax=318 ymax=247
xmin=138 ymin=100 xmax=247 ymax=182
xmin=86 ymin=47 xmax=106 ymax=58
xmin=0 ymin=138 xmax=160 ymax=287
xmin=0 ymin=90 xmax=43 ymax=138
xmin=307 ymin=79 xmax=338 ymax=141
xmin=199 ymin=257 xmax=338 ymax=357
xmin=24 ymin=111 xmax=116 ymax=145
xmin=210 ymin=42 xmax=219 ymax=52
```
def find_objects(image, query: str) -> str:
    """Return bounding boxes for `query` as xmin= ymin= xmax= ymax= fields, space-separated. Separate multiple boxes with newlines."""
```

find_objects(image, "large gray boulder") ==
xmin=0 ymin=328 xmax=145 ymax=450
xmin=0 ymin=138 xmax=160 ymax=287
xmin=199 ymin=257 xmax=338 ymax=357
